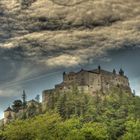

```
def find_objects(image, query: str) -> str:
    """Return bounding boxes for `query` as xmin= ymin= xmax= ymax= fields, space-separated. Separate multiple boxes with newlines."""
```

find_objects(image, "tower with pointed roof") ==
xmin=4 ymin=106 xmax=15 ymax=125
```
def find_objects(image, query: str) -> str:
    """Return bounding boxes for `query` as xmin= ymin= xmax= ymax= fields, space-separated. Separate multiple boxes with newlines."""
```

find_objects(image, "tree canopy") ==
xmin=0 ymin=87 xmax=140 ymax=140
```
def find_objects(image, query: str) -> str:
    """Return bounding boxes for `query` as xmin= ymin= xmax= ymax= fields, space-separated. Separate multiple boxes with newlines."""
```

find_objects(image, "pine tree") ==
xmin=22 ymin=90 xmax=27 ymax=109
xmin=12 ymin=100 xmax=23 ymax=112
xmin=57 ymin=93 xmax=67 ymax=118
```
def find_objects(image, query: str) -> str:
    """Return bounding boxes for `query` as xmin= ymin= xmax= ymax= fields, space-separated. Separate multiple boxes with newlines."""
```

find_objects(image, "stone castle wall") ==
xmin=42 ymin=68 xmax=131 ymax=105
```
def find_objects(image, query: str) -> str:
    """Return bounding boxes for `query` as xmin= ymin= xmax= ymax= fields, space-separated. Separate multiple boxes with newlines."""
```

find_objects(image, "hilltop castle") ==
xmin=42 ymin=66 xmax=131 ymax=109
xmin=1 ymin=66 xmax=132 ymax=126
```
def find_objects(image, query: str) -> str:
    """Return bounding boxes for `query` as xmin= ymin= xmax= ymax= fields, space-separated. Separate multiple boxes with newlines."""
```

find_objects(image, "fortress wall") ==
xmin=78 ymin=85 xmax=89 ymax=93
xmin=111 ymin=75 xmax=129 ymax=87
xmin=76 ymin=71 xmax=89 ymax=86
xmin=100 ymin=74 xmax=112 ymax=93
xmin=63 ymin=72 xmax=76 ymax=84
xmin=42 ymin=89 xmax=56 ymax=112
xmin=88 ymin=72 xmax=102 ymax=94
xmin=42 ymin=89 xmax=55 ymax=103
xmin=42 ymin=69 xmax=131 ymax=103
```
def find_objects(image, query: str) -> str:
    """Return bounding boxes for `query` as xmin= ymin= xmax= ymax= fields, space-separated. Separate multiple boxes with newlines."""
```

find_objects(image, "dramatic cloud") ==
xmin=0 ymin=0 xmax=140 ymax=117
xmin=0 ymin=0 xmax=139 ymax=67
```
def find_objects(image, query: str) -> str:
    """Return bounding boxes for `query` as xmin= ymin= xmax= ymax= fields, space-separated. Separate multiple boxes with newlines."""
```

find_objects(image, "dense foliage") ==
xmin=0 ymin=88 xmax=140 ymax=140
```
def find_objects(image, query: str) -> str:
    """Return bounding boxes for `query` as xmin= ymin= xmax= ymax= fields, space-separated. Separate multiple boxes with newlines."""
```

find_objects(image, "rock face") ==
xmin=42 ymin=67 xmax=131 ymax=110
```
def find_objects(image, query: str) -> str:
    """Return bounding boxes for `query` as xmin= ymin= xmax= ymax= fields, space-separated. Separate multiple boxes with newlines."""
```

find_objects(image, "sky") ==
xmin=0 ymin=0 xmax=140 ymax=118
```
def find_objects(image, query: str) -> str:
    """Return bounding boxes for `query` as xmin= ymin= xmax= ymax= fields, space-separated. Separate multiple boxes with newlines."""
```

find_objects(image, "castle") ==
xmin=1 ymin=66 xmax=131 ymax=126
xmin=42 ymin=66 xmax=131 ymax=109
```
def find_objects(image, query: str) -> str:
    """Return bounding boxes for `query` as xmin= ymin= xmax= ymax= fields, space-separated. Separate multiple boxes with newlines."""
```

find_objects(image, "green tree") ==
xmin=12 ymin=100 xmax=23 ymax=112
xmin=121 ymin=119 xmax=140 ymax=140
xmin=22 ymin=90 xmax=27 ymax=109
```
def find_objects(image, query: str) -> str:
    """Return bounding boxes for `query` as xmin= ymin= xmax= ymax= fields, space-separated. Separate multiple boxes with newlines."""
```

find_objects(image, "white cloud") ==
xmin=46 ymin=54 xmax=81 ymax=67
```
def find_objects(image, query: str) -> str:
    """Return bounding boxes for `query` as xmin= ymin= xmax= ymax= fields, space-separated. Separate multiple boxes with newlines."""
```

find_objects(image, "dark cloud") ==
xmin=0 ymin=0 xmax=139 ymax=64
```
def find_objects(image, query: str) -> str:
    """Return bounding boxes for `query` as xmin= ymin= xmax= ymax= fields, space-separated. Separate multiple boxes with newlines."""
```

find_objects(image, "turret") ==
xmin=119 ymin=68 xmax=124 ymax=76
xmin=98 ymin=65 xmax=101 ymax=73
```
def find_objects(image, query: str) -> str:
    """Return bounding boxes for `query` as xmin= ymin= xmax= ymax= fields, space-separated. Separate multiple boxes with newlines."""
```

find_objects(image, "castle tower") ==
xmin=4 ymin=107 xmax=15 ymax=125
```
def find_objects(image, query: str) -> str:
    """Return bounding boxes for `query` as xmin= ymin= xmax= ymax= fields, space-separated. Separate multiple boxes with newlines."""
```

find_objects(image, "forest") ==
xmin=0 ymin=87 xmax=140 ymax=140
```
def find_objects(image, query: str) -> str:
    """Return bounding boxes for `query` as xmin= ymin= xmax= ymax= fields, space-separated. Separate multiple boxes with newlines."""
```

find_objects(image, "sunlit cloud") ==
xmin=46 ymin=54 xmax=81 ymax=67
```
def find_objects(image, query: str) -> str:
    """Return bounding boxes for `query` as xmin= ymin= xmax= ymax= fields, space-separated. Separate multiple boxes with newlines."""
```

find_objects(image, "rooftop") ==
xmin=4 ymin=107 xmax=13 ymax=112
